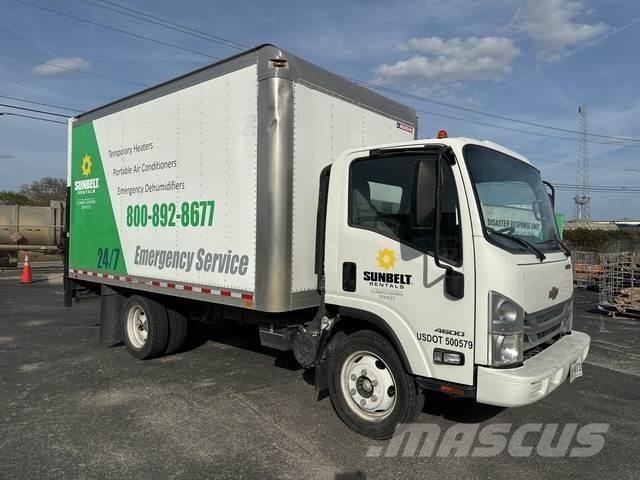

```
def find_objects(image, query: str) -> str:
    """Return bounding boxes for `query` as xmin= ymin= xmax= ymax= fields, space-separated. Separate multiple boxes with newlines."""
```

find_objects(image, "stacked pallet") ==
xmin=573 ymin=251 xmax=602 ymax=288
xmin=614 ymin=287 xmax=640 ymax=317
xmin=574 ymin=262 xmax=603 ymax=285
xmin=598 ymin=252 xmax=640 ymax=318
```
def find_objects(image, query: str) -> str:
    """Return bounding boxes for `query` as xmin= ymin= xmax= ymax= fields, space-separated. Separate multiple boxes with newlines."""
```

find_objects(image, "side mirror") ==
xmin=445 ymin=270 xmax=464 ymax=299
xmin=411 ymin=158 xmax=438 ymax=229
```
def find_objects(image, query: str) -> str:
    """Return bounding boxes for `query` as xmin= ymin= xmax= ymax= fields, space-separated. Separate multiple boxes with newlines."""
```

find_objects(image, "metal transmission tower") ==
xmin=574 ymin=104 xmax=591 ymax=220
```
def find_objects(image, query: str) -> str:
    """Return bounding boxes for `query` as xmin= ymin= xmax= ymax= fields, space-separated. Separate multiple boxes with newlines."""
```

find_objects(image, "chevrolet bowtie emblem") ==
xmin=548 ymin=286 xmax=559 ymax=300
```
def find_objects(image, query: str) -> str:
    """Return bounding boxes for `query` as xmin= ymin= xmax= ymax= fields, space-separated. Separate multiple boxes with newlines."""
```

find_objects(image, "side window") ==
xmin=368 ymin=182 xmax=403 ymax=214
xmin=349 ymin=154 xmax=462 ymax=264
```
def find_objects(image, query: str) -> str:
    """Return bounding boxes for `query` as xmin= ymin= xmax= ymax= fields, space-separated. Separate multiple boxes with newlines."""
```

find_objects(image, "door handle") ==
xmin=342 ymin=262 xmax=356 ymax=292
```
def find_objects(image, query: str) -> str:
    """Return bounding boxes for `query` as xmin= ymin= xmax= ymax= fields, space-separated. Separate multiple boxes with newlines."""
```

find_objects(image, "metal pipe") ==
xmin=0 ymin=245 xmax=60 ymax=252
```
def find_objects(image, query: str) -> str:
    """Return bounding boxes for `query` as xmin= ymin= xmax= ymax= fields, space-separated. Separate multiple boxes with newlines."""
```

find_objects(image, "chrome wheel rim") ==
xmin=126 ymin=305 xmax=148 ymax=349
xmin=340 ymin=350 xmax=397 ymax=421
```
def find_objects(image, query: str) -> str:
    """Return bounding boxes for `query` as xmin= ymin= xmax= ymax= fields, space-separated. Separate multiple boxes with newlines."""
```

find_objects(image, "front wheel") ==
xmin=328 ymin=330 xmax=425 ymax=439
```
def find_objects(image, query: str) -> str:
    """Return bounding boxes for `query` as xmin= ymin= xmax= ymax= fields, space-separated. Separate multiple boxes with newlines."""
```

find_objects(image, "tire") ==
xmin=165 ymin=307 xmax=188 ymax=355
xmin=328 ymin=330 xmax=425 ymax=440
xmin=122 ymin=295 xmax=169 ymax=360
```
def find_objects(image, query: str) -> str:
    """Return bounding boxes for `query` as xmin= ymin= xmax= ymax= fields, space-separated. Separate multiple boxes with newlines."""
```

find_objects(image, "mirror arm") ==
xmin=432 ymin=149 xmax=464 ymax=300
xmin=432 ymin=151 xmax=451 ymax=273
xmin=543 ymin=180 xmax=555 ymax=208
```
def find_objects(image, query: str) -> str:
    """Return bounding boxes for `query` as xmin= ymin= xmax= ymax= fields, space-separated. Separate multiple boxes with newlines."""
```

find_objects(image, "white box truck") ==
xmin=65 ymin=45 xmax=590 ymax=439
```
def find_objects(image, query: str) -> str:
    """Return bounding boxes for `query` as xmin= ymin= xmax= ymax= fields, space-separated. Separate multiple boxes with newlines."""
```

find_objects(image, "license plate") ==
xmin=570 ymin=360 xmax=583 ymax=383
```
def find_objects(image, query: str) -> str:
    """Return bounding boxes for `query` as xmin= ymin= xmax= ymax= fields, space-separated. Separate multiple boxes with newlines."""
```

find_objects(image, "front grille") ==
xmin=523 ymin=299 xmax=571 ymax=350
xmin=526 ymin=303 xmax=564 ymax=326
xmin=536 ymin=322 xmax=562 ymax=339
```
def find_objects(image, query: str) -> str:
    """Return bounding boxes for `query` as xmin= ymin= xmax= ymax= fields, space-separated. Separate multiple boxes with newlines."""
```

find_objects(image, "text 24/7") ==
xmin=97 ymin=247 xmax=120 ymax=270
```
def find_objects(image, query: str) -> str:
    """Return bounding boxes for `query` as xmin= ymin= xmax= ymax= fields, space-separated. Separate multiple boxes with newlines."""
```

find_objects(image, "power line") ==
xmin=29 ymin=0 xmax=639 ymax=145
xmin=15 ymin=0 xmax=221 ymax=60
xmin=11 ymin=1 xmax=640 ymax=150
xmin=553 ymin=183 xmax=640 ymax=193
xmin=0 ymin=95 xmax=82 ymax=113
xmin=0 ymin=112 xmax=66 ymax=125
xmin=556 ymin=183 xmax=640 ymax=190
xmin=556 ymin=189 xmax=640 ymax=195
xmin=415 ymin=108 xmax=623 ymax=145
xmin=56 ymin=1 xmax=640 ymax=145
xmin=81 ymin=0 xmax=248 ymax=50
xmin=0 ymin=103 xmax=70 ymax=118
xmin=556 ymin=187 xmax=640 ymax=192
xmin=0 ymin=52 xmax=149 ymax=87
xmin=350 ymin=79 xmax=640 ymax=144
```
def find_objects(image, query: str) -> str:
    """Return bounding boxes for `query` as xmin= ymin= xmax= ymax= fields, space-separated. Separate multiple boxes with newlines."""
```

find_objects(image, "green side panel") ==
xmin=69 ymin=122 xmax=127 ymax=274
xmin=555 ymin=213 xmax=565 ymax=240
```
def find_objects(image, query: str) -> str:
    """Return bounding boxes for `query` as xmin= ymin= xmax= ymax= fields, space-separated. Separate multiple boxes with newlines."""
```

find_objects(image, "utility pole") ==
xmin=574 ymin=104 xmax=591 ymax=221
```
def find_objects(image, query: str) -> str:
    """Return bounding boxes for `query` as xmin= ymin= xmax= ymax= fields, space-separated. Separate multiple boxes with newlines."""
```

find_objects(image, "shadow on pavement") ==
xmin=181 ymin=320 xmax=302 ymax=371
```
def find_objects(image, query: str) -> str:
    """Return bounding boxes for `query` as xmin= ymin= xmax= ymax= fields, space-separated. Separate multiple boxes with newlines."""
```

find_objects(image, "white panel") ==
xmin=291 ymin=84 xmax=415 ymax=292
xmin=93 ymin=65 xmax=258 ymax=291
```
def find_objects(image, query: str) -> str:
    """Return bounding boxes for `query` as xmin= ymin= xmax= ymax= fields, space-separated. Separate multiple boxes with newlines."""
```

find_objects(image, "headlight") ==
xmin=491 ymin=334 xmax=523 ymax=366
xmin=489 ymin=292 xmax=524 ymax=367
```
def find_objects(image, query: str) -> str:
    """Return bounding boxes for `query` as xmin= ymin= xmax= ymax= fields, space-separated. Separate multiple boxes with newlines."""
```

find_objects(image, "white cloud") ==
xmin=374 ymin=36 xmax=519 ymax=85
xmin=513 ymin=0 xmax=609 ymax=61
xmin=31 ymin=57 xmax=91 ymax=76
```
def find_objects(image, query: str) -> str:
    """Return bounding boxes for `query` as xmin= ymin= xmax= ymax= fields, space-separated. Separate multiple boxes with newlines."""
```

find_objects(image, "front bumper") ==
xmin=476 ymin=331 xmax=590 ymax=407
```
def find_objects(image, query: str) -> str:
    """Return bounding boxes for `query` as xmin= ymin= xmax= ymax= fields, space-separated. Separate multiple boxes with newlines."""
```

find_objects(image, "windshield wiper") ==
xmin=486 ymin=227 xmax=546 ymax=262
xmin=538 ymin=238 xmax=571 ymax=257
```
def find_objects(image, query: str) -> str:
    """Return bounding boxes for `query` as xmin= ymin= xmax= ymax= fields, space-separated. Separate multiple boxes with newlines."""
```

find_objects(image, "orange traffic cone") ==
xmin=20 ymin=253 xmax=33 ymax=284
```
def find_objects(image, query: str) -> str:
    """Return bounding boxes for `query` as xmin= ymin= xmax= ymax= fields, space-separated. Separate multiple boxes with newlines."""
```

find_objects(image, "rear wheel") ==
xmin=328 ymin=330 xmax=424 ymax=439
xmin=122 ymin=295 xmax=169 ymax=359
xmin=165 ymin=307 xmax=188 ymax=354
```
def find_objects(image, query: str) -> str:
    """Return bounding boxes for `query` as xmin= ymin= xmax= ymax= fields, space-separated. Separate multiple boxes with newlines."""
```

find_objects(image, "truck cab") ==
xmin=316 ymin=135 xmax=590 ymax=438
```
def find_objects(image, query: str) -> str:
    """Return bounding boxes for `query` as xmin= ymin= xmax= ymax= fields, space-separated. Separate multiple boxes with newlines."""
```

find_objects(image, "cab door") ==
xmin=325 ymin=148 xmax=476 ymax=385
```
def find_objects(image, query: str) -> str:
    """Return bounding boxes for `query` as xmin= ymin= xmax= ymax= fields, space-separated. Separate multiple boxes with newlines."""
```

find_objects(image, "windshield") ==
xmin=463 ymin=144 xmax=560 ymax=253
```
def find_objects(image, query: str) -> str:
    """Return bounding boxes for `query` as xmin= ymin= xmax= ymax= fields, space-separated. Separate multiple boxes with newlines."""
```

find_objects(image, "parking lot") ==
xmin=1 ymin=280 xmax=639 ymax=479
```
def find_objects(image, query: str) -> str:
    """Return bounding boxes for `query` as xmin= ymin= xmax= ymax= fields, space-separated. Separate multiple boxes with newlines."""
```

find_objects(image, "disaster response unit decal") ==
xmin=69 ymin=65 xmax=258 ymax=292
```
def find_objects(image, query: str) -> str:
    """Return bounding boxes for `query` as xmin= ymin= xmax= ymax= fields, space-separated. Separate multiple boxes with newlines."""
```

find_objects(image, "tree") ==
xmin=19 ymin=177 xmax=66 ymax=205
xmin=0 ymin=191 xmax=30 ymax=205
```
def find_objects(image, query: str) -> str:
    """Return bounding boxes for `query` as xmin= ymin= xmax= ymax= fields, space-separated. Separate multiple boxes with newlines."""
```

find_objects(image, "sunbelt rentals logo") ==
xmin=377 ymin=248 xmax=395 ymax=270
xmin=363 ymin=247 xmax=412 ymax=289
xmin=75 ymin=153 xmax=100 ymax=193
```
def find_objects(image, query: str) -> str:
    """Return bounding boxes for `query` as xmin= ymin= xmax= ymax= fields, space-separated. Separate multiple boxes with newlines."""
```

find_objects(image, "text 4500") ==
xmin=126 ymin=201 xmax=215 ymax=227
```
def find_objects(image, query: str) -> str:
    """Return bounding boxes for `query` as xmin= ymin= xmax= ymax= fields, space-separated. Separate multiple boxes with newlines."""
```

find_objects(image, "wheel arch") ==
xmin=326 ymin=306 xmax=415 ymax=375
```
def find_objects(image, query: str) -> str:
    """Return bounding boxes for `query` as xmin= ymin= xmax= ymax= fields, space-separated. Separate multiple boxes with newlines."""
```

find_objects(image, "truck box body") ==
xmin=67 ymin=45 xmax=416 ymax=312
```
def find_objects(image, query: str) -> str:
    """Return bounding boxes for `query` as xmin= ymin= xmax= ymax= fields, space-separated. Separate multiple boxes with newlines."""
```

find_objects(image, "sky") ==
xmin=1 ymin=0 xmax=639 ymax=220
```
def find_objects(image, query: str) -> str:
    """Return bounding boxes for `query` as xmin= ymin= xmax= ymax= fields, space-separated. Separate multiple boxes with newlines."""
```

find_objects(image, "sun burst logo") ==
xmin=81 ymin=153 xmax=92 ymax=177
xmin=377 ymin=248 xmax=395 ymax=270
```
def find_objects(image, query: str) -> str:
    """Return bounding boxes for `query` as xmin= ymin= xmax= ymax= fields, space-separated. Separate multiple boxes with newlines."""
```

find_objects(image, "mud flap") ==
xmin=99 ymin=284 xmax=125 ymax=346
xmin=314 ymin=359 xmax=330 ymax=401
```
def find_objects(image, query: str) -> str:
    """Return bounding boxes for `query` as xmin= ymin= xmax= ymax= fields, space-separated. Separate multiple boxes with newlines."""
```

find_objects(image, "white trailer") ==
xmin=66 ymin=45 xmax=590 ymax=439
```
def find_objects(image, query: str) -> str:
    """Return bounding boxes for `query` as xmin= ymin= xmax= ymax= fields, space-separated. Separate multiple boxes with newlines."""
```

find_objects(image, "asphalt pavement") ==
xmin=0 ymin=282 xmax=638 ymax=479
